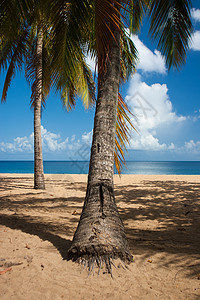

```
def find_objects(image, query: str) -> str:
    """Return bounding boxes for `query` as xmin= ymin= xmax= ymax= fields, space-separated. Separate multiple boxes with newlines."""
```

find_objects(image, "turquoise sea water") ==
xmin=0 ymin=161 xmax=200 ymax=175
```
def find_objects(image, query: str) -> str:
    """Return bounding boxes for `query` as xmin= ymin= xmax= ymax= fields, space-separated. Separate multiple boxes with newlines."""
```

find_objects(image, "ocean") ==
xmin=0 ymin=161 xmax=200 ymax=175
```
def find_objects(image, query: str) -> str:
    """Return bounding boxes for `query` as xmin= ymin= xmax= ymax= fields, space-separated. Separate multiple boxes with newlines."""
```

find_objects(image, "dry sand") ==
xmin=0 ymin=174 xmax=200 ymax=300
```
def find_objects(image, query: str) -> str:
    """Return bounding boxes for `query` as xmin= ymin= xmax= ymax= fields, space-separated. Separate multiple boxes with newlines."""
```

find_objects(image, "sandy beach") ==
xmin=0 ymin=174 xmax=200 ymax=300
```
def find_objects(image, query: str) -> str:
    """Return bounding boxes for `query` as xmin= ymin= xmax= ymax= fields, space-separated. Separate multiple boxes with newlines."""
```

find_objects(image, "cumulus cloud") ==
xmin=41 ymin=126 xmax=68 ymax=151
xmin=71 ymin=134 xmax=76 ymax=142
xmin=127 ymin=74 xmax=186 ymax=127
xmin=185 ymin=140 xmax=200 ymax=152
xmin=0 ymin=134 xmax=33 ymax=153
xmin=190 ymin=31 xmax=200 ymax=51
xmin=129 ymin=131 xmax=168 ymax=151
xmin=82 ymin=130 xmax=93 ymax=145
xmin=0 ymin=126 xmax=93 ymax=161
xmin=126 ymin=74 xmax=187 ymax=151
xmin=190 ymin=9 xmax=200 ymax=51
xmin=191 ymin=8 xmax=200 ymax=22
xmin=131 ymin=35 xmax=166 ymax=74
xmin=0 ymin=126 xmax=69 ymax=153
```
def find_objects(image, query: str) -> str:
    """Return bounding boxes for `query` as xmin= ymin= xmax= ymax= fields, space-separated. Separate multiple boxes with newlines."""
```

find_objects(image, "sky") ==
xmin=0 ymin=4 xmax=200 ymax=162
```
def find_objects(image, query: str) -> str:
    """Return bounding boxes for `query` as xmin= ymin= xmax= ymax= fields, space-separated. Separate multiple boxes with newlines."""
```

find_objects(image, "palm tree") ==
xmin=67 ymin=0 xmax=193 ymax=272
xmin=0 ymin=1 xmax=53 ymax=189
xmin=0 ymin=0 xmax=95 ymax=189
xmin=0 ymin=0 xmax=45 ymax=189
xmin=28 ymin=2 xmax=95 ymax=189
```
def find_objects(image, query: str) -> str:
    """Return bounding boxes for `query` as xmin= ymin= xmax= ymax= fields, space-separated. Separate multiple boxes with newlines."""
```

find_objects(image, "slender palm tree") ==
xmin=0 ymin=0 xmax=45 ymax=189
xmin=0 ymin=1 xmax=53 ymax=189
xmin=0 ymin=0 xmax=95 ymax=189
xmin=67 ymin=0 xmax=193 ymax=272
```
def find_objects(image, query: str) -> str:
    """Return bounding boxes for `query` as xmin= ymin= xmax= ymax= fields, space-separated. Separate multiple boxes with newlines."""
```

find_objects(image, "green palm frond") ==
xmin=76 ymin=60 xmax=96 ymax=109
xmin=148 ymin=0 xmax=193 ymax=69
xmin=25 ymin=37 xmax=37 ymax=85
xmin=126 ymin=0 xmax=148 ymax=34
xmin=120 ymin=28 xmax=138 ymax=82
xmin=49 ymin=1 xmax=95 ymax=111
xmin=61 ymin=87 xmax=76 ymax=111
xmin=0 ymin=27 xmax=29 ymax=102
xmin=58 ymin=60 xmax=95 ymax=112
xmin=0 ymin=0 xmax=21 ymax=38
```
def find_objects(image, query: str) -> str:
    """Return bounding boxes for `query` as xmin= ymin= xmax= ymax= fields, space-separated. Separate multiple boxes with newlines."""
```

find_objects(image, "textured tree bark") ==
xmin=68 ymin=24 xmax=132 ymax=269
xmin=34 ymin=27 xmax=45 ymax=190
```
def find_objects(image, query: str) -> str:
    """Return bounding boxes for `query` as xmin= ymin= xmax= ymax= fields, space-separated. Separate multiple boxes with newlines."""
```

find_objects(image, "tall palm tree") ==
xmin=0 ymin=0 xmax=46 ymax=189
xmin=27 ymin=2 xmax=96 ymax=189
xmin=67 ymin=0 xmax=193 ymax=272
xmin=0 ymin=0 xmax=95 ymax=189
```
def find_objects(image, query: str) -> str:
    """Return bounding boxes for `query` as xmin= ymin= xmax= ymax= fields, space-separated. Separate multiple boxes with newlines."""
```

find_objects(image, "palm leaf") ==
xmin=49 ymin=1 xmax=95 ymax=110
xmin=148 ymin=0 xmax=193 ymax=69
xmin=126 ymin=0 xmax=148 ymax=34
xmin=120 ymin=28 xmax=138 ymax=81
xmin=1 ymin=27 xmax=29 ymax=102
xmin=115 ymin=93 xmax=136 ymax=174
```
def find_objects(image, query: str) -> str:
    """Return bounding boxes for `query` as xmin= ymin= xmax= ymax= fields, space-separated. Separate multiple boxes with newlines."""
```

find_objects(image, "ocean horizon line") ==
xmin=0 ymin=161 xmax=200 ymax=175
xmin=0 ymin=160 xmax=200 ymax=162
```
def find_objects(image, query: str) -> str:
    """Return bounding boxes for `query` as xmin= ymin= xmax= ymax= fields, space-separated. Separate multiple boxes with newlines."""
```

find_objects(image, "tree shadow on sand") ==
xmin=0 ymin=176 xmax=200 ymax=279
xmin=0 ymin=175 xmax=86 ymax=259
xmin=115 ymin=180 xmax=200 ymax=279
xmin=0 ymin=176 xmax=34 ymax=191
xmin=0 ymin=213 xmax=72 ymax=259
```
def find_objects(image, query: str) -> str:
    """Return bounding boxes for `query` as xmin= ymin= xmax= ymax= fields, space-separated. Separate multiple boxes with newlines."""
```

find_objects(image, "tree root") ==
xmin=77 ymin=255 xmax=114 ymax=277
xmin=68 ymin=247 xmax=133 ymax=277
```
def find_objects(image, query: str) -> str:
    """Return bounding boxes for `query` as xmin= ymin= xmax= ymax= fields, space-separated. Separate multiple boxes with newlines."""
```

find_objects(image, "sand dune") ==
xmin=0 ymin=174 xmax=200 ymax=299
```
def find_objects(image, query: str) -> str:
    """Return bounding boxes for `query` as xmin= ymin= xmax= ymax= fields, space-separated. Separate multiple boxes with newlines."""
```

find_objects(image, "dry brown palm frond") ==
xmin=115 ymin=93 xmax=136 ymax=174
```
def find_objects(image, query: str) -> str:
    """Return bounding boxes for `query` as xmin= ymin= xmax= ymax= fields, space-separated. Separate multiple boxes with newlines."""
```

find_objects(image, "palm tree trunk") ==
xmin=68 ymin=25 xmax=132 ymax=267
xmin=34 ymin=27 xmax=45 ymax=190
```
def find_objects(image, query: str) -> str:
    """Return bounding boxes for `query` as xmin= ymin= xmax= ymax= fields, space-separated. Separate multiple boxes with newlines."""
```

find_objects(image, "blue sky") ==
xmin=0 ymin=4 xmax=200 ymax=162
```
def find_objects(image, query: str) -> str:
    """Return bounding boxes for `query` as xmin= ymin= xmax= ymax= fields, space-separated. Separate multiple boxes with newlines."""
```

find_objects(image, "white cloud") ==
xmin=190 ymin=31 xmax=200 ymax=51
xmin=168 ymin=143 xmax=175 ymax=150
xmin=170 ymin=140 xmax=200 ymax=155
xmin=185 ymin=140 xmax=200 ymax=151
xmin=129 ymin=131 xmax=167 ymax=151
xmin=190 ymin=9 xmax=200 ymax=51
xmin=41 ymin=126 xmax=69 ymax=151
xmin=126 ymin=74 xmax=187 ymax=151
xmin=0 ymin=126 xmax=70 ymax=153
xmin=191 ymin=8 xmax=200 ymax=22
xmin=71 ymin=134 xmax=76 ymax=142
xmin=131 ymin=35 xmax=166 ymax=74
xmin=82 ymin=130 xmax=93 ymax=145
xmin=127 ymin=74 xmax=185 ymax=128
xmin=0 ymin=134 xmax=33 ymax=153
xmin=0 ymin=126 xmax=93 ymax=160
